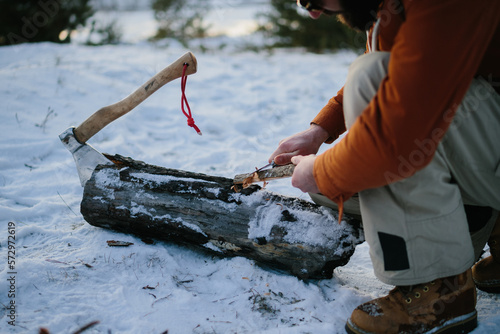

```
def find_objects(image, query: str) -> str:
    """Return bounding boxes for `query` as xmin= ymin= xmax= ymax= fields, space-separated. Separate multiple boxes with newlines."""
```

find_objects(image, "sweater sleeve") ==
xmin=314 ymin=0 xmax=500 ymax=203
xmin=311 ymin=87 xmax=347 ymax=144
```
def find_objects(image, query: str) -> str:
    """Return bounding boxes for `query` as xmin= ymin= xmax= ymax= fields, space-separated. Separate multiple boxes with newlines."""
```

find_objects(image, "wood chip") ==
xmin=107 ymin=240 xmax=134 ymax=247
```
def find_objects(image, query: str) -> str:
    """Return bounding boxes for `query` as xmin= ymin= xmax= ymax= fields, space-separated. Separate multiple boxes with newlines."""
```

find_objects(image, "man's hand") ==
xmin=268 ymin=124 xmax=329 ymax=165
xmin=291 ymin=155 xmax=320 ymax=194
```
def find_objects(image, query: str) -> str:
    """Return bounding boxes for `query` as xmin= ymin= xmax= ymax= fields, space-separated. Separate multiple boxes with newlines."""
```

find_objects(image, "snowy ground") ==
xmin=1 ymin=11 xmax=500 ymax=334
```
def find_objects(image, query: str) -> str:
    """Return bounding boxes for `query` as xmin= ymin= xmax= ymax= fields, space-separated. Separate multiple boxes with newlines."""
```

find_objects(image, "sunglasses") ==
xmin=296 ymin=0 xmax=342 ymax=16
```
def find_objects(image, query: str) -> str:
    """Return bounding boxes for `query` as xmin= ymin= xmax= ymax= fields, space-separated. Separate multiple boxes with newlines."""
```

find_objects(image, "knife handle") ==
xmin=74 ymin=52 xmax=197 ymax=144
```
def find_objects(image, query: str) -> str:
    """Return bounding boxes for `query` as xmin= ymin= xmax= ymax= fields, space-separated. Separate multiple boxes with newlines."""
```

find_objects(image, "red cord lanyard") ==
xmin=181 ymin=63 xmax=202 ymax=135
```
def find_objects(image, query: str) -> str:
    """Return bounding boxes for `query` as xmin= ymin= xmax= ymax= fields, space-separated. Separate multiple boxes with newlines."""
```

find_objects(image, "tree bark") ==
xmin=81 ymin=154 xmax=364 ymax=279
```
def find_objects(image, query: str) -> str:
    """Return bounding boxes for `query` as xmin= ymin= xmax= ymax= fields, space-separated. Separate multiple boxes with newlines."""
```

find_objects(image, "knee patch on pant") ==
xmin=378 ymin=232 xmax=410 ymax=271
xmin=464 ymin=205 xmax=493 ymax=233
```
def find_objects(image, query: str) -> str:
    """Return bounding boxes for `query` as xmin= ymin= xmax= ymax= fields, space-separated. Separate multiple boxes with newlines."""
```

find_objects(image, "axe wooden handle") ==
xmin=234 ymin=164 xmax=295 ymax=187
xmin=74 ymin=52 xmax=197 ymax=144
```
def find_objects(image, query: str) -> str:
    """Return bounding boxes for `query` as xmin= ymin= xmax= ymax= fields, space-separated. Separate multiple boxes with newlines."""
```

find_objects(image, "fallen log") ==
xmin=81 ymin=154 xmax=364 ymax=279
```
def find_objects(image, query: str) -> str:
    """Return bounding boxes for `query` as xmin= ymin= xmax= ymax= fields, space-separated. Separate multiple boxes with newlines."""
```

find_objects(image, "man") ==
xmin=269 ymin=0 xmax=500 ymax=333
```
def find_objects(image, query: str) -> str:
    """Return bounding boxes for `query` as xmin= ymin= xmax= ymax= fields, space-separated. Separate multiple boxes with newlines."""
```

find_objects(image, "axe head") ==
xmin=59 ymin=127 xmax=113 ymax=186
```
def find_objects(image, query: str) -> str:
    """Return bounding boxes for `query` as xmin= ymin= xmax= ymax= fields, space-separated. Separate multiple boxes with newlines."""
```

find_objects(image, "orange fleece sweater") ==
xmin=312 ymin=0 xmax=500 ymax=207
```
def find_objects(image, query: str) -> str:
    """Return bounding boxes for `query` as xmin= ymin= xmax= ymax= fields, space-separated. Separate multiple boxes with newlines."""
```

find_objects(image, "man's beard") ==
xmin=338 ymin=0 xmax=384 ymax=31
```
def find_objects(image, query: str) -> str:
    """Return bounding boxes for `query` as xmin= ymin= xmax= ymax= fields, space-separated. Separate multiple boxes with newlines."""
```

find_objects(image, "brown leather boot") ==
xmin=345 ymin=269 xmax=477 ymax=334
xmin=472 ymin=214 xmax=500 ymax=292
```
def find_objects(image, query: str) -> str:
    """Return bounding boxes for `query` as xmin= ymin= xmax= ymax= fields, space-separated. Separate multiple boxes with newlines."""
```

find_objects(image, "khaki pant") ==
xmin=313 ymin=52 xmax=500 ymax=286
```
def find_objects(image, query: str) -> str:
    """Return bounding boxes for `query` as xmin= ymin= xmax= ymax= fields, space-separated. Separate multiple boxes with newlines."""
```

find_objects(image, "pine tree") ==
xmin=0 ymin=0 xmax=94 ymax=46
xmin=151 ymin=0 xmax=210 ymax=46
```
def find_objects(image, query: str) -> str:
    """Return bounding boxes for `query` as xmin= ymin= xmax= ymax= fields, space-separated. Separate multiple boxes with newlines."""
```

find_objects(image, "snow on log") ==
xmin=81 ymin=154 xmax=364 ymax=279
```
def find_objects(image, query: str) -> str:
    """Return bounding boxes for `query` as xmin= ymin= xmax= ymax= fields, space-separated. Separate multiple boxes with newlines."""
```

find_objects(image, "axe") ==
xmin=59 ymin=52 xmax=197 ymax=186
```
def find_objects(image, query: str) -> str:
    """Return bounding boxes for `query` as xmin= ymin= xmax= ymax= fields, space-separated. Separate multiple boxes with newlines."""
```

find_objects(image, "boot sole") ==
xmin=345 ymin=310 xmax=477 ymax=334
xmin=474 ymin=280 xmax=500 ymax=293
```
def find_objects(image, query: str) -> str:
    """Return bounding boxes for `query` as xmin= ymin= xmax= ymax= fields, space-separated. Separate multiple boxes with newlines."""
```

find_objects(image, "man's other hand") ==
xmin=291 ymin=154 xmax=320 ymax=193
